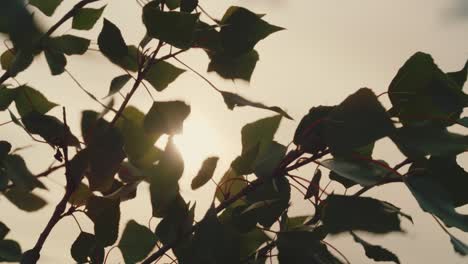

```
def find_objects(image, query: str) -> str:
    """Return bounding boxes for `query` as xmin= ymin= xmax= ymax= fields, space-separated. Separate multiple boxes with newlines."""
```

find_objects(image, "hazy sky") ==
xmin=1 ymin=0 xmax=467 ymax=263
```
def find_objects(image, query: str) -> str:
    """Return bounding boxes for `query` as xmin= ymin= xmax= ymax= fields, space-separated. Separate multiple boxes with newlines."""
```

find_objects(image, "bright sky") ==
xmin=1 ymin=0 xmax=467 ymax=263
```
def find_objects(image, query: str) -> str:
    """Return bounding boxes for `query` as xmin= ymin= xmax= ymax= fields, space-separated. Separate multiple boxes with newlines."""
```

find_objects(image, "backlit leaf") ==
xmin=119 ymin=220 xmax=157 ymax=264
xmin=98 ymin=19 xmax=128 ymax=62
xmin=44 ymin=48 xmax=67 ymax=75
xmin=144 ymin=101 xmax=191 ymax=135
xmin=221 ymin=91 xmax=292 ymax=119
xmin=351 ymin=232 xmax=400 ymax=264
xmin=72 ymin=6 xmax=106 ymax=30
xmin=3 ymin=188 xmax=47 ymax=212
xmin=0 ymin=240 xmax=22 ymax=262
xmin=191 ymin=157 xmax=219 ymax=190
xmin=144 ymin=61 xmax=185 ymax=92
xmin=70 ymin=232 xmax=103 ymax=263
xmin=208 ymin=50 xmax=259 ymax=81
xmin=107 ymin=74 xmax=131 ymax=97
xmin=14 ymin=86 xmax=57 ymax=117
xmin=86 ymin=196 xmax=121 ymax=246
xmin=29 ymin=0 xmax=63 ymax=16
xmin=48 ymin=35 xmax=90 ymax=55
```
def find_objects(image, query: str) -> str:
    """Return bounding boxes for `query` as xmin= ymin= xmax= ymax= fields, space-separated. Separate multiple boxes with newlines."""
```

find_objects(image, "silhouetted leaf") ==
xmin=3 ymin=188 xmax=47 ymax=212
xmin=144 ymin=101 xmax=191 ymax=135
xmin=3 ymin=154 xmax=43 ymax=191
xmin=0 ymin=239 xmax=22 ymax=262
xmin=86 ymin=196 xmax=121 ymax=246
xmin=7 ymin=51 xmax=34 ymax=77
xmin=48 ymin=35 xmax=90 ymax=55
xmin=165 ymin=0 xmax=181 ymax=10
xmin=22 ymin=112 xmax=80 ymax=146
xmin=321 ymin=158 xmax=398 ymax=187
xmin=191 ymin=157 xmax=219 ymax=190
xmin=191 ymin=207 xmax=241 ymax=264
xmin=294 ymin=105 xmax=334 ymax=154
xmin=277 ymin=230 xmax=343 ymax=264
xmin=221 ymin=91 xmax=292 ymax=119
xmin=98 ymin=19 xmax=128 ymax=62
xmin=149 ymin=139 xmax=184 ymax=217
xmin=155 ymin=195 xmax=194 ymax=245
xmin=0 ymin=86 xmax=16 ymax=111
xmin=119 ymin=220 xmax=157 ymax=264
xmin=449 ymin=233 xmax=468 ymax=256
xmin=329 ymin=171 xmax=357 ymax=189
xmin=215 ymin=168 xmax=247 ymax=206
xmin=351 ymin=232 xmax=400 ymax=263
xmin=392 ymin=125 xmax=467 ymax=159
xmin=208 ymin=50 xmax=259 ymax=81
xmin=323 ymin=88 xmax=395 ymax=155
xmin=72 ymin=5 xmax=106 ymax=30
xmin=239 ymin=228 xmax=269 ymax=258
xmin=388 ymin=52 xmax=467 ymax=126
xmin=220 ymin=6 xmax=284 ymax=56
xmin=253 ymin=141 xmax=286 ymax=179
xmin=44 ymin=48 xmax=67 ymax=75
xmin=0 ymin=222 xmax=9 ymax=240
xmin=181 ymin=0 xmax=198 ymax=12
xmin=29 ymin=0 xmax=62 ymax=16
xmin=321 ymin=195 xmax=404 ymax=234
xmin=14 ymin=86 xmax=57 ymax=117
xmin=231 ymin=143 xmax=260 ymax=175
xmin=71 ymin=232 xmax=103 ymax=263
xmin=305 ymin=169 xmax=321 ymax=200
xmin=107 ymin=74 xmax=131 ymax=97
xmin=143 ymin=3 xmax=200 ymax=48
xmin=144 ymin=61 xmax=185 ymax=92
xmin=0 ymin=141 xmax=11 ymax=162
xmin=86 ymin=119 xmax=126 ymax=192
xmin=246 ymin=177 xmax=290 ymax=227
xmin=447 ymin=59 xmax=468 ymax=88
xmin=193 ymin=21 xmax=222 ymax=52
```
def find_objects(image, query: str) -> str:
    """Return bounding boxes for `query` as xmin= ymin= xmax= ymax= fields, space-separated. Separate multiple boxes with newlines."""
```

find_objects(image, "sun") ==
xmin=172 ymin=115 xmax=222 ymax=175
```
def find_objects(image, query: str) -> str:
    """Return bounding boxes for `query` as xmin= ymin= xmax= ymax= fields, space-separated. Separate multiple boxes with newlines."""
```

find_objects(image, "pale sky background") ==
xmin=1 ymin=0 xmax=468 ymax=263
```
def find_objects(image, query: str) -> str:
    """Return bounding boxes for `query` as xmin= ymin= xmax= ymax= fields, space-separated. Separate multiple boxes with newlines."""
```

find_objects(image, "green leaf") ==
xmin=388 ymin=52 xmax=466 ymax=126
xmin=116 ymin=107 xmax=161 ymax=168
xmin=409 ymin=157 xmax=468 ymax=207
xmin=351 ymin=232 xmax=400 ymax=264
xmin=323 ymin=88 xmax=395 ymax=155
xmin=208 ymin=50 xmax=259 ymax=81
xmin=449 ymin=233 xmax=468 ymax=256
xmin=3 ymin=188 xmax=47 ymax=212
xmin=181 ymin=0 xmax=198 ymax=13
xmin=149 ymin=139 xmax=184 ymax=217
xmin=98 ymin=19 xmax=128 ymax=62
xmin=48 ymin=35 xmax=90 ymax=55
xmin=3 ymin=154 xmax=42 ymax=191
xmin=253 ymin=141 xmax=286 ymax=179
xmin=241 ymin=115 xmax=282 ymax=154
xmin=72 ymin=5 xmax=106 ymax=30
xmin=305 ymin=169 xmax=321 ymax=200
xmin=231 ymin=143 xmax=260 ymax=175
xmin=221 ymin=91 xmax=292 ymax=119
xmin=391 ymin=125 xmax=467 ymax=159
xmin=29 ymin=0 xmax=63 ymax=16
xmin=215 ymin=168 xmax=247 ymax=205
xmin=191 ymin=156 xmax=219 ymax=190
xmin=0 ymin=240 xmax=22 ymax=262
xmin=406 ymin=167 xmax=468 ymax=232
xmin=22 ymin=112 xmax=80 ymax=146
xmin=70 ymin=232 xmax=103 ymax=263
xmin=220 ymin=6 xmax=284 ymax=56
xmin=44 ymin=48 xmax=67 ymax=75
xmin=119 ymin=220 xmax=157 ymax=264
xmin=107 ymin=74 xmax=131 ymax=97
xmin=321 ymin=195 xmax=404 ymax=234
xmin=143 ymin=4 xmax=200 ymax=49
xmin=86 ymin=196 xmax=121 ymax=246
xmin=0 ymin=50 xmax=14 ymax=70
xmin=14 ymin=85 xmax=57 ymax=117
xmin=165 ymin=0 xmax=181 ymax=10
xmin=321 ymin=158 xmax=398 ymax=187
xmin=447 ymin=59 xmax=468 ymax=88
xmin=458 ymin=117 xmax=468 ymax=128
xmin=0 ymin=222 xmax=10 ymax=240
xmin=0 ymin=86 xmax=16 ymax=111
xmin=144 ymin=61 xmax=185 ymax=92
xmin=69 ymin=150 xmax=90 ymax=187
xmin=7 ymin=51 xmax=34 ymax=77
xmin=277 ymin=230 xmax=343 ymax=264
xmin=144 ymin=101 xmax=191 ymax=135
xmin=193 ymin=21 xmax=222 ymax=52
xmin=69 ymin=183 xmax=92 ymax=207
xmin=86 ymin=120 xmax=126 ymax=192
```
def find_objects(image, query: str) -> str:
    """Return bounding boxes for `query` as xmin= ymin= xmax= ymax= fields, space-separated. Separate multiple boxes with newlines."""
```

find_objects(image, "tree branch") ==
xmin=0 ymin=0 xmax=101 ymax=86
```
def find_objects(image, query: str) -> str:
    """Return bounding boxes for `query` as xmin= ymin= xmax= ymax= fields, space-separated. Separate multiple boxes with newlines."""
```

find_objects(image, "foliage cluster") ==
xmin=0 ymin=0 xmax=467 ymax=263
